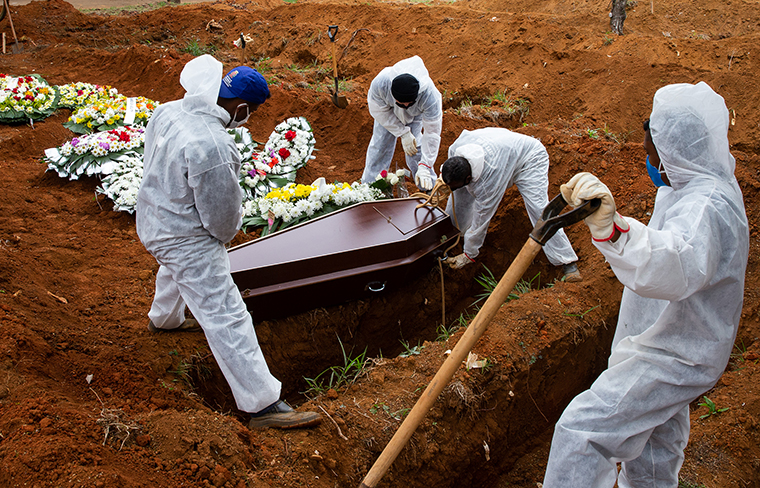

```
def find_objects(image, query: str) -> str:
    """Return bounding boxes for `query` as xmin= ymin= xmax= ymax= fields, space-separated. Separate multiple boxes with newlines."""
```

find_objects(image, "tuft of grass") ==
xmin=169 ymin=350 xmax=213 ymax=388
xmin=564 ymin=304 xmax=600 ymax=318
xmin=504 ymin=97 xmax=530 ymax=121
xmin=698 ymin=396 xmax=729 ymax=419
xmin=399 ymin=339 xmax=424 ymax=358
xmin=473 ymin=266 xmax=539 ymax=306
xmin=253 ymin=56 xmax=273 ymax=73
xmin=678 ymin=480 xmax=707 ymax=488
xmin=180 ymin=38 xmax=217 ymax=56
xmin=303 ymin=337 xmax=367 ymax=396
xmin=436 ymin=321 xmax=461 ymax=342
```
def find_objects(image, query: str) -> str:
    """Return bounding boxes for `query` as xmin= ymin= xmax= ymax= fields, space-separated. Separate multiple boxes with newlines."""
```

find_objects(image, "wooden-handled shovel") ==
xmin=358 ymin=194 xmax=601 ymax=488
xmin=327 ymin=25 xmax=348 ymax=109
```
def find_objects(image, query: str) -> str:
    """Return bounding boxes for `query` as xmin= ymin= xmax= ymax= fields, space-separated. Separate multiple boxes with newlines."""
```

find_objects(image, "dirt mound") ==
xmin=1 ymin=0 xmax=760 ymax=487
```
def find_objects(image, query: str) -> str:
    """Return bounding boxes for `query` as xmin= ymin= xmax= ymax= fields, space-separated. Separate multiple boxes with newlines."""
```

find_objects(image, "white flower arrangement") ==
xmin=242 ymin=178 xmax=384 ymax=235
xmin=43 ymin=126 xmax=145 ymax=180
xmin=63 ymin=95 xmax=159 ymax=134
xmin=239 ymin=116 xmax=316 ymax=199
xmin=0 ymin=74 xmax=59 ymax=123
xmin=96 ymin=154 xmax=143 ymax=214
xmin=56 ymin=82 xmax=120 ymax=110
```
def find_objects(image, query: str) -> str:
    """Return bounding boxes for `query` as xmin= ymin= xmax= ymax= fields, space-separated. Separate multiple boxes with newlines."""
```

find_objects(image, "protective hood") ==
xmin=454 ymin=144 xmax=485 ymax=183
xmin=649 ymin=82 xmax=734 ymax=190
xmin=385 ymin=56 xmax=435 ymax=96
xmin=179 ymin=54 xmax=230 ymax=123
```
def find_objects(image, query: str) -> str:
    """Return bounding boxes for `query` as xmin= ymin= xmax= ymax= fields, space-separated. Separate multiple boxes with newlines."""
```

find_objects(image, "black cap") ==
xmin=391 ymin=74 xmax=419 ymax=103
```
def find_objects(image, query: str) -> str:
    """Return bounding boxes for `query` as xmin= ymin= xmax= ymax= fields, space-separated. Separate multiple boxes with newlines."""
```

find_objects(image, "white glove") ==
xmin=445 ymin=253 xmax=473 ymax=269
xmin=400 ymin=132 xmax=418 ymax=156
xmin=414 ymin=163 xmax=436 ymax=191
xmin=560 ymin=172 xmax=630 ymax=241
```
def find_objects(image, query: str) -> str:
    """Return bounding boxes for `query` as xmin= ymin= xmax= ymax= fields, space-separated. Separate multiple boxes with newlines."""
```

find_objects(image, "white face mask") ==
xmin=226 ymin=103 xmax=250 ymax=129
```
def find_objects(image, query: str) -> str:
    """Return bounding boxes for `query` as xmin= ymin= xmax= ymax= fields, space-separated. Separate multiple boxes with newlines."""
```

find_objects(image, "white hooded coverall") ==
xmin=136 ymin=55 xmax=281 ymax=414
xmin=361 ymin=56 xmax=443 ymax=183
xmin=543 ymin=82 xmax=749 ymax=487
xmin=445 ymin=128 xmax=578 ymax=265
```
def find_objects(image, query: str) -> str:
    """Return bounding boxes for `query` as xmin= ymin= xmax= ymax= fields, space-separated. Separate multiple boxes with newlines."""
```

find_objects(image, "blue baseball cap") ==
xmin=219 ymin=66 xmax=270 ymax=105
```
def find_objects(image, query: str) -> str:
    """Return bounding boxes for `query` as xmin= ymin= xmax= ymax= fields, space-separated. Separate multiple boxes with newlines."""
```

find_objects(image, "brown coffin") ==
xmin=228 ymin=198 xmax=460 ymax=321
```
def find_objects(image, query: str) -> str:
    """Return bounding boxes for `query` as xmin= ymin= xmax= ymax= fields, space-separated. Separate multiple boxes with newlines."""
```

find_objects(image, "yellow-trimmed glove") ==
xmin=401 ymin=132 xmax=418 ymax=156
xmin=560 ymin=172 xmax=630 ymax=242
xmin=444 ymin=253 xmax=474 ymax=269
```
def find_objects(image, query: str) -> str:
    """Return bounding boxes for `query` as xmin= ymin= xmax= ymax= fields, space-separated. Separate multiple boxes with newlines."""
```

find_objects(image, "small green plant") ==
xmin=678 ymin=480 xmax=707 ymax=488
xmin=504 ymin=97 xmax=530 ymax=121
xmin=169 ymin=351 xmax=213 ymax=388
xmin=730 ymin=339 xmax=747 ymax=364
xmin=698 ymin=396 xmax=729 ymax=419
xmin=303 ymin=337 xmax=367 ymax=395
xmin=564 ymin=304 xmax=600 ymax=318
xmin=180 ymin=38 xmax=217 ymax=56
xmin=436 ymin=322 xmax=459 ymax=342
xmin=473 ymin=266 xmax=539 ymax=306
xmin=253 ymin=56 xmax=273 ymax=73
xmin=399 ymin=339 xmax=424 ymax=358
xmin=586 ymin=128 xmax=600 ymax=140
xmin=603 ymin=34 xmax=614 ymax=46
xmin=370 ymin=403 xmax=409 ymax=420
xmin=454 ymin=98 xmax=473 ymax=116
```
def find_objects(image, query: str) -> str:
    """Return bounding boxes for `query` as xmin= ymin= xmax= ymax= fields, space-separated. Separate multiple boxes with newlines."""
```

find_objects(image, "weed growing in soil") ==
xmin=169 ymin=350 xmax=213 ymax=388
xmin=563 ymin=304 xmax=600 ymax=318
xmin=698 ymin=396 xmax=729 ymax=419
xmin=370 ymin=403 xmax=410 ymax=420
xmin=679 ymin=481 xmax=707 ymax=488
xmin=180 ymin=38 xmax=217 ymax=56
xmin=399 ymin=339 xmax=425 ymax=357
xmin=436 ymin=321 xmax=461 ymax=342
xmin=303 ymin=337 xmax=367 ymax=395
xmin=473 ymin=266 xmax=539 ymax=306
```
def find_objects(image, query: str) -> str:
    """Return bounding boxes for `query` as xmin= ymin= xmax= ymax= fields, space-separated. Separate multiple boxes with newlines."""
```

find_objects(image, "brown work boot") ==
xmin=562 ymin=263 xmax=583 ymax=283
xmin=248 ymin=400 xmax=322 ymax=429
xmin=147 ymin=318 xmax=202 ymax=333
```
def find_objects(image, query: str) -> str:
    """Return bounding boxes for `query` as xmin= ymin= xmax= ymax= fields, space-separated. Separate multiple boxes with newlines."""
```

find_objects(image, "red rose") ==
xmin=380 ymin=170 xmax=388 ymax=178
xmin=285 ymin=130 xmax=297 ymax=141
xmin=278 ymin=148 xmax=291 ymax=159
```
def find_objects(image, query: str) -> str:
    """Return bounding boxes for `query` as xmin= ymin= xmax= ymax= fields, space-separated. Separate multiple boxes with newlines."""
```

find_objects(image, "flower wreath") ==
xmin=43 ymin=126 xmax=145 ymax=180
xmin=242 ymin=178 xmax=384 ymax=235
xmin=56 ymin=82 xmax=120 ymax=110
xmin=239 ymin=116 xmax=316 ymax=200
xmin=0 ymin=74 xmax=60 ymax=123
xmin=96 ymin=154 xmax=143 ymax=214
xmin=63 ymin=95 xmax=159 ymax=134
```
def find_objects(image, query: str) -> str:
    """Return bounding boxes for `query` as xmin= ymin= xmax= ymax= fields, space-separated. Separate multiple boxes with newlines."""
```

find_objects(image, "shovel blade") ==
xmin=329 ymin=84 xmax=349 ymax=109
xmin=11 ymin=43 xmax=22 ymax=54
xmin=331 ymin=93 xmax=349 ymax=109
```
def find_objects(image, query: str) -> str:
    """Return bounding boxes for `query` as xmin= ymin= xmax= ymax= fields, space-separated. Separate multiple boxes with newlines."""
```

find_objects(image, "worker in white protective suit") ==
xmin=136 ymin=55 xmax=321 ymax=430
xmin=360 ymin=56 xmax=442 ymax=192
xmin=543 ymin=81 xmax=749 ymax=487
xmin=440 ymin=128 xmax=582 ymax=282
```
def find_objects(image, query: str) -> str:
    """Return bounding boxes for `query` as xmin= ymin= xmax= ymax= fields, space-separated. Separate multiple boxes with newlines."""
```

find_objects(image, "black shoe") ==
xmin=248 ymin=400 xmax=322 ymax=429
xmin=147 ymin=318 xmax=202 ymax=333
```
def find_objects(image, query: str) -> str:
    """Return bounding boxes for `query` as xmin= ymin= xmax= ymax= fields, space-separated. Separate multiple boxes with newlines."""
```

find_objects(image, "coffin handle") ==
xmin=366 ymin=281 xmax=386 ymax=292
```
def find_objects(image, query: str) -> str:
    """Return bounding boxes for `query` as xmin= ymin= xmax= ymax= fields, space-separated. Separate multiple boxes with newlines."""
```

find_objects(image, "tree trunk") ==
xmin=610 ymin=0 xmax=627 ymax=35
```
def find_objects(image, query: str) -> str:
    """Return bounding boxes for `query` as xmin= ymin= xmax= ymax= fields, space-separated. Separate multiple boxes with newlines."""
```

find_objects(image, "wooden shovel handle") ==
xmin=359 ymin=238 xmax=544 ymax=488
xmin=3 ymin=0 xmax=18 ymax=44
xmin=331 ymin=40 xmax=338 ymax=79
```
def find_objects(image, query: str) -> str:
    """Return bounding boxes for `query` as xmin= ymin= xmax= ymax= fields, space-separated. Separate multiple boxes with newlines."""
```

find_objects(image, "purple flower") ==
xmin=99 ymin=142 xmax=110 ymax=151
xmin=71 ymin=138 xmax=80 ymax=146
xmin=248 ymin=170 xmax=257 ymax=178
